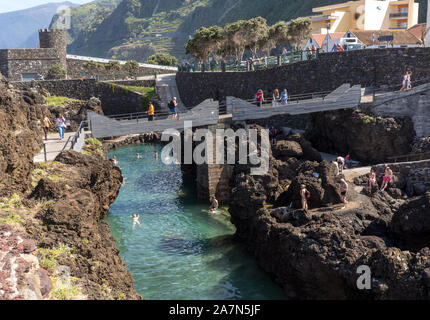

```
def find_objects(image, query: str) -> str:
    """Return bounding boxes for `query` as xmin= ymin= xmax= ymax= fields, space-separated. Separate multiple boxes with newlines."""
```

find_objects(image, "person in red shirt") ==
xmin=337 ymin=44 xmax=343 ymax=52
xmin=256 ymin=89 xmax=264 ymax=107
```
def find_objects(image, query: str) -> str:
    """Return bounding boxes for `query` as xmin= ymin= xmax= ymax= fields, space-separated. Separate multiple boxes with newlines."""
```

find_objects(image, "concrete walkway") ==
xmin=156 ymin=74 xmax=188 ymax=114
xmin=33 ymin=132 xmax=75 ymax=163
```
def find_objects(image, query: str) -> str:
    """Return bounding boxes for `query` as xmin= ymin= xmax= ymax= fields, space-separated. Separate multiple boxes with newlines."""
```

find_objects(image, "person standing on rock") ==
xmin=209 ymin=196 xmax=219 ymax=213
xmin=337 ymin=156 xmax=345 ymax=174
xmin=340 ymin=179 xmax=348 ymax=207
xmin=43 ymin=115 xmax=52 ymax=141
xmin=407 ymin=71 xmax=413 ymax=90
xmin=281 ymin=89 xmax=288 ymax=105
xmin=380 ymin=166 xmax=393 ymax=192
xmin=56 ymin=114 xmax=66 ymax=140
xmin=300 ymin=184 xmax=310 ymax=211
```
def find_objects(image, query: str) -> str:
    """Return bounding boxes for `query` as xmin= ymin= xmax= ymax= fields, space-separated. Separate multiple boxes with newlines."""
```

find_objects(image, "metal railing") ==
xmin=238 ymin=90 xmax=333 ymax=108
xmin=387 ymin=152 xmax=430 ymax=163
xmin=178 ymin=50 xmax=319 ymax=73
xmin=389 ymin=12 xmax=408 ymax=18
xmin=70 ymin=121 xmax=87 ymax=152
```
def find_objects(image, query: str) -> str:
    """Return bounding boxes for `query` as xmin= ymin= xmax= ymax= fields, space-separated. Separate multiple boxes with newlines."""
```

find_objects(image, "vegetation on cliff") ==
xmin=50 ymin=0 xmax=430 ymax=61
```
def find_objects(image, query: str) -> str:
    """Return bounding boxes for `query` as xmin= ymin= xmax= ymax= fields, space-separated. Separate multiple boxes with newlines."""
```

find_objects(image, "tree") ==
xmin=222 ymin=20 xmax=248 ymax=62
xmin=47 ymin=63 xmax=66 ymax=79
xmin=269 ymin=21 xmax=289 ymax=53
xmin=124 ymin=60 xmax=139 ymax=73
xmin=185 ymin=26 xmax=224 ymax=64
xmin=146 ymin=52 xmax=178 ymax=66
xmin=244 ymin=17 xmax=269 ymax=58
xmin=287 ymin=17 xmax=312 ymax=50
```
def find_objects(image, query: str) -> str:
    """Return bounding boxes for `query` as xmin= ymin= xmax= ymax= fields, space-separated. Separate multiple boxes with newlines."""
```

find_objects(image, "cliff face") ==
xmin=0 ymin=77 xmax=43 ymax=198
xmin=308 ymin=110 xmax=415 ymax=164
xmin=0 ymin=76 xmax=141 ymax=300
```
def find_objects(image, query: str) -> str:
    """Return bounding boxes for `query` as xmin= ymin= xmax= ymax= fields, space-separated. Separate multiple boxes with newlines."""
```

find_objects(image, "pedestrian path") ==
xmin=33 ymin=132 xmax=75 ymax=163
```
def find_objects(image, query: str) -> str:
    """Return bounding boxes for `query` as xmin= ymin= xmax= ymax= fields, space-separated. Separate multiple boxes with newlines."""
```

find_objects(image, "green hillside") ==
xmin=51 ymin=0 xmax=428 ymax=62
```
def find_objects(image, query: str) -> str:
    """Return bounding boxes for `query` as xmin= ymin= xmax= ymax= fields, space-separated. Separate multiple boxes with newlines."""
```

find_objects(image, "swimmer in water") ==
xmin=209 ymin=196 xmax=219 ymax=213
xmin=131 ymin=214 xmax=141 ymax=228
xmin=136 ymin=153 xmax=140 ymax=159
xmin=154 ymin=150 xmax=158 ymax=160
xmin=112 ymin=156 xmax=118 ymax=166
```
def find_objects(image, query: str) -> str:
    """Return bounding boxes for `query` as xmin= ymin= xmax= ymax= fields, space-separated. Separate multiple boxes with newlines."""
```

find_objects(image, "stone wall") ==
xmin=105 ymin=79 xmax=156 ymax=87
xmin=177 ymin=47 xmax=430 ymax=107
xmin=12 ymin=79 xmax=144 ymax=115
xmin=0 ymin=49 xmax=61 ymax=81
xmin=67 ymin=59 xmax=174 ymax=79
xmin=370 ymin=83 xmax=430 ymax=138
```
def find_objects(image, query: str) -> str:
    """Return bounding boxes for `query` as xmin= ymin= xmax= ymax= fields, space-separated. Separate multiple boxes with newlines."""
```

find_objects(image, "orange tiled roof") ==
xmin=408 ymin=23 xmax=426 ymax=41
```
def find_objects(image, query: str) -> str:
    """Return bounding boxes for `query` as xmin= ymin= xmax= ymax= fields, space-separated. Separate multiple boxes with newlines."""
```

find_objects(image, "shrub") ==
xmin=146 ymin=52 xmax=178 ymax=66
xmin=124 ymin=60 xmax=139 ymax=73
xmin=47 ymin=63 xmax=67 ymax=79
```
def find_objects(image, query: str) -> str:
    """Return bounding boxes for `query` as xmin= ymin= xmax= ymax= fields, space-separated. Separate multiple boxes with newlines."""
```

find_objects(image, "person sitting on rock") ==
xmin=340 ymin=179 xmax=348 ymax=207
xmin=300 ymin=185 xmax=310 ymax=212
xmin=366 ymin=169 xmax=377 ymax=189
xmin=380 ymin=166 xmax=393 ymax=192
xmin=332 ymin=160 xmax=340 ymax=176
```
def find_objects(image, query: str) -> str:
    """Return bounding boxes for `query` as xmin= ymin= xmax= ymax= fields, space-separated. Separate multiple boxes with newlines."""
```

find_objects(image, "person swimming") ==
xmin=154 ymin=150 xmax=158 ymax=160
xmin=131 ymin=214 xmax=141 ymax=228
xmin=136 ymin=153 xmax=140 ymax=159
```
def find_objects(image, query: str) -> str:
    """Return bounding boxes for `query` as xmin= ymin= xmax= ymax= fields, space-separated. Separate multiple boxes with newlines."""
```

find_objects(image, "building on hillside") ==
xmin=0 ymin=29 xmax=67 ymax=81
xmin=311 ymin=0 xmax=420 ymax=34
xmin=304 ymin=32 xmax=348 ymax=52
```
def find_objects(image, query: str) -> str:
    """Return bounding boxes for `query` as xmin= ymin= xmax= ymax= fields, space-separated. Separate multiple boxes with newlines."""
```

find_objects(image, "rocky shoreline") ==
xmin=228 ymin=124 xmax=430 ymax=299
xmin=0 ymin=75 xmax=141 ymax=300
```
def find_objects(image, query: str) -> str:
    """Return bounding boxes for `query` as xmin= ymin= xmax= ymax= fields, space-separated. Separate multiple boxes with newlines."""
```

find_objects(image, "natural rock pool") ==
xmin=106 ymin=143 xmax=286 ymax=300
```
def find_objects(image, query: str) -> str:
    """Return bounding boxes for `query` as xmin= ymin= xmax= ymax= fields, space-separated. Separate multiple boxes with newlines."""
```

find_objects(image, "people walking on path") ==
xmin=56 ymin=114 xmax=66 ymax=140
xmin=168 ymin=97 xmax=178 ymax=119
xmin=43 ymin=115 xmax=52 ymax=140
xmin=366 ymin=168 xmax=377 ymax=189
xmin=406 ymin=71 xmax=412 ymax=90
xmin=380 ymin=166 xmax=393 ymax=192
xmin=272 ymin=89 xmax=280 ymax=107
xmin=256 ymin=89 xmax=264 ymax=107
xmin=401 ymin=71 xmax=410 ymax=91
xmin=337 ymin=156 xmax=345 ymax=174
xmin=281 ymin=89 xmax=288 ymax=105
xmin=340 ymin=179 xmax=348 ymax=207
xmin=148 ymin=102 xmax=155 ymax=121
xmin=300 ymin=184 xmax=310 ymax=211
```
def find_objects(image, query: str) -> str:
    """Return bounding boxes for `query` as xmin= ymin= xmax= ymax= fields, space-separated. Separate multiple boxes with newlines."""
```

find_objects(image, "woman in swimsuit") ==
xmin=209 ymin=196 xmax=219 ymax=213
xmin=340 ymin=179 xmax=348 ymax=207
xmin=366 ymin=169 xmax=377 ymax=188
xmin=380 ymin=166 xmax=393 ymax=192
xmin=300 ymin=184 xmax=310 ymax=211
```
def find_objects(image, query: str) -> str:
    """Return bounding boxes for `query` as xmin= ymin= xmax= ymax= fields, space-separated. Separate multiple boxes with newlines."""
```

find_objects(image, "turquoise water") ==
xmin=106 ymin=144 xmax=286 ymax=300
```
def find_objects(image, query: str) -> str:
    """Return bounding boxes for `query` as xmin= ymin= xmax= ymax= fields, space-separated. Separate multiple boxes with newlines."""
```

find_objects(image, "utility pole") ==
xmin=426 ymin=0 xmax=430 ymax=46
